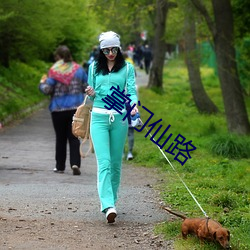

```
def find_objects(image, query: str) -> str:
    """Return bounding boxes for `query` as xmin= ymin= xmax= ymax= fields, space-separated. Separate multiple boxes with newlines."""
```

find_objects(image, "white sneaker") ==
xmin=105 ymin=207 xmax=117 ymax=223
xmin=53 ymin=168 xmax=64 ymax=173
xmin=127 ymin=152 xmax=133 ymax=160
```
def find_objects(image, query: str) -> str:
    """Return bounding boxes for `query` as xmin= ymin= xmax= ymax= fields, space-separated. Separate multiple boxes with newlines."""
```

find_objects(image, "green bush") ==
xmin=0 ymin=60 xmax=49 ymax=122
xmin=209 ymin=134 xmax=250 ymax=158
xmin=210 ymin=191 xmax=237 ymax=209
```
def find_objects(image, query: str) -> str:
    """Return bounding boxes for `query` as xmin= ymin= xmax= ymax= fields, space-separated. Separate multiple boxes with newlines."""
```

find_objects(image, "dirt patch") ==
xmin=0 ymin=216 xmax=174 ymax=250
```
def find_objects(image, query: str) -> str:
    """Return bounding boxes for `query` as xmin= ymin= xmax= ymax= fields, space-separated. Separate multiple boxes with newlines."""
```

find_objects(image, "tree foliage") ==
xmin=0 ymin=0 xmax=249 ymax=133
xmin=232 ymin=0 xmax=250 ymax=39
xmin=91 ymin=0 xmax=155 ymax=46
xmin=232 ymin=0 xmax=250 ymax=95
xmin=0 ymin=0 xmax=99 ymax=67
xmin=164 ymin=1 xmax=184 ymax=44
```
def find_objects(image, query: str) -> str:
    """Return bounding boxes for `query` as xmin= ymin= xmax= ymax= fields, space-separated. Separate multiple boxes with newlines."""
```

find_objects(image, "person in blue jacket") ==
xmin=39 ymin=45 xmax=88 ymax=176
xmin=85 ymin=31 xmax=138 ymax=223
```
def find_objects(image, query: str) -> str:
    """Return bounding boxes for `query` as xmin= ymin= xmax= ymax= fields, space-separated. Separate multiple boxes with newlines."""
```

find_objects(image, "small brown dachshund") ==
xmin=162 ymin=207 xmax=231 ymax=249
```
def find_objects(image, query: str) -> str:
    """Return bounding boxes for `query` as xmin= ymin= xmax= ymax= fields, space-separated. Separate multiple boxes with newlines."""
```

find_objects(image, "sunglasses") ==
xmin=102 ymin=47 xmax=119 ymax=55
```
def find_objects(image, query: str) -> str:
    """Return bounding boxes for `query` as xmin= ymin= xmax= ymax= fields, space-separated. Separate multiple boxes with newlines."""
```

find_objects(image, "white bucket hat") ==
xmin=99 ymin=31 xmax=121 ymax=49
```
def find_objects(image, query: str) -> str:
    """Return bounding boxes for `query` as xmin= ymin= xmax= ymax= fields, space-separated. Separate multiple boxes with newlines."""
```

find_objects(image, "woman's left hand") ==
xmin=131 ymin=104 xmax=138 ymax=116
xmin=85 ymin=86 xmax=96 ymax=97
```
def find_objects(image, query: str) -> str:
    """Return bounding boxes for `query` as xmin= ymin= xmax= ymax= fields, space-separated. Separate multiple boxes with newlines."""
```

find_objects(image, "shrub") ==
xmin=209 ymin=134 xmax=250 ymax=158
xmin=210 ymin=191 xmax=237 ymax=209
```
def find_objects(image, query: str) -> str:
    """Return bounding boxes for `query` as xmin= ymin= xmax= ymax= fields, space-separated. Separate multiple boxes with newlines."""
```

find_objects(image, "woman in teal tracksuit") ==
xmin=86 ymin=31 xmax=138 ymax=223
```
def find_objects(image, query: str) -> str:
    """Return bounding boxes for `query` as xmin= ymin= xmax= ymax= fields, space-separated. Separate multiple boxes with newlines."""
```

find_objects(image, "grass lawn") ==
xmin=127 ymin=58 xmax=250 ymax=250
xmin=0 ymin=60 xmax=50 ymax=123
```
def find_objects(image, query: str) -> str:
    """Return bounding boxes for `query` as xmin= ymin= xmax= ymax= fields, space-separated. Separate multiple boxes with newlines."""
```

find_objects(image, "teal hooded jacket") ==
xmin=87 ymin=62 xmax=138 ymax=110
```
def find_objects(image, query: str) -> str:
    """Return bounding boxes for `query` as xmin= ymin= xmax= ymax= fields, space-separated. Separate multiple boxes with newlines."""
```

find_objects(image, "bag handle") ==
xmin=79 ymin=137 xmax=94 ymax=158
xmin=91 ymin=61 xmax=95 ymax=89
xmin=83 ymin=94 xmax=88 ymax=105
xmin=78 ymin=94 xmax=93 ymax=158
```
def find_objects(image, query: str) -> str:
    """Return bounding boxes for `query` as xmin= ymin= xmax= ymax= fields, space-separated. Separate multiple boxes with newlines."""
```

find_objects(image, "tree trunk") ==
xmin=147 ymin=0 xmax=168 ymax=89
xmin=212 ymin=0 xmax=250 ymax=134
xmin=184 ymin=4 xmax=218 ymax=114
xmin=191 ymin=0 xmax=250 ymax=134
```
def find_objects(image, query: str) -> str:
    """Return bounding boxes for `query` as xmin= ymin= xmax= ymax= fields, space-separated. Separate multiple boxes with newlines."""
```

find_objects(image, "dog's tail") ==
xmin=162 ymin=206 xmax=187 ymax=220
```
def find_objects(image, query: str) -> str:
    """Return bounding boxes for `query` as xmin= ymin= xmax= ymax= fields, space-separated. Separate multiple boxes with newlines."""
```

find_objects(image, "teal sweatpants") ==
xmin=90 ymin=111 xmax=128 ymax=212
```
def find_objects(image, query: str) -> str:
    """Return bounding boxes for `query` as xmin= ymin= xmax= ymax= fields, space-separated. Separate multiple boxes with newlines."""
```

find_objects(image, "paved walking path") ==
xmin=0 ymin=70 xmax=173 ymax=249
xmin=136 ymin=68 xmax=149 ymax=87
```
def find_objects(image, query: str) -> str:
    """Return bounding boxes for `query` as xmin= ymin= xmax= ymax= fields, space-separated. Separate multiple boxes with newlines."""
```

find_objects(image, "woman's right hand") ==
xmin=85 ymin=86 xmax=95 ymax=97
xmin=130 ymin=104 xmax=138 ymax=116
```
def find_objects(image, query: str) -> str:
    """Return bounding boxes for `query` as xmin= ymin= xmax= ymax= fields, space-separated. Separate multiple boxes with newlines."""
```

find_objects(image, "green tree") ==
xmin=0 ymin=0 xmax=58 ymax=66
xmin=0 ymin=0 xmax=99 ymax=67
xmin=183 ymin=1 xmax=218 ymax=114
xmin=232 ymin=0 xmax=250 ymax=95
xmin=191 ymin=0 xmax=250 ymax=134
xmin=148 ymin=0 xmax=177 ymax=89
xmin=91 ymin=0 xmax=155 ymax=47
xmin=232 ymin=0 xmax=250 ymax=39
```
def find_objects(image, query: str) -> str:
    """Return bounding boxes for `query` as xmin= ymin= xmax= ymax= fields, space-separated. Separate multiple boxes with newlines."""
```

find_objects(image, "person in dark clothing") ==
xmin=125 ymin=102 xmax=135 ymax=160
xmin=134 ymin=45 xmax=144 ymax=69
xmin=88 ymin=46 xmax=99 ymax=66
xmin=39 ymin=45 xmax=88 ymax=175
xmin=143 ymin=44 xmax=152 ymax=74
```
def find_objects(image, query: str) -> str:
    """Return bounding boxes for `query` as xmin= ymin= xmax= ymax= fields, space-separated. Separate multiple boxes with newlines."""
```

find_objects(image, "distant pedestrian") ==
xmin=123 ymin=51 xmax=136 ymax=76
xmin=125 ymin=102 xmax=135 ymax=160
xmin=85 ymin=31 xmax=138 ymax=223
xmin=134 ymin=45 xmax=144 ymax=69
xmin=39 ymin=45 xmax=88 ymax=175
xmin=143 ymin=44 xmax=152 ymax=74
xmin=123 ymin=52 xmax=137 ymax=160
xmin=87 ymin=46 xmax=99 ymax=70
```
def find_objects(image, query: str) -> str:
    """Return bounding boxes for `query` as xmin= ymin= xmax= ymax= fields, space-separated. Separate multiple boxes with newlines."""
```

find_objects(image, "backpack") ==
xmin=72 ymin=61 xmax=97 ymax=158
xmin=72 ymin=95 xmax=93 ymax=158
